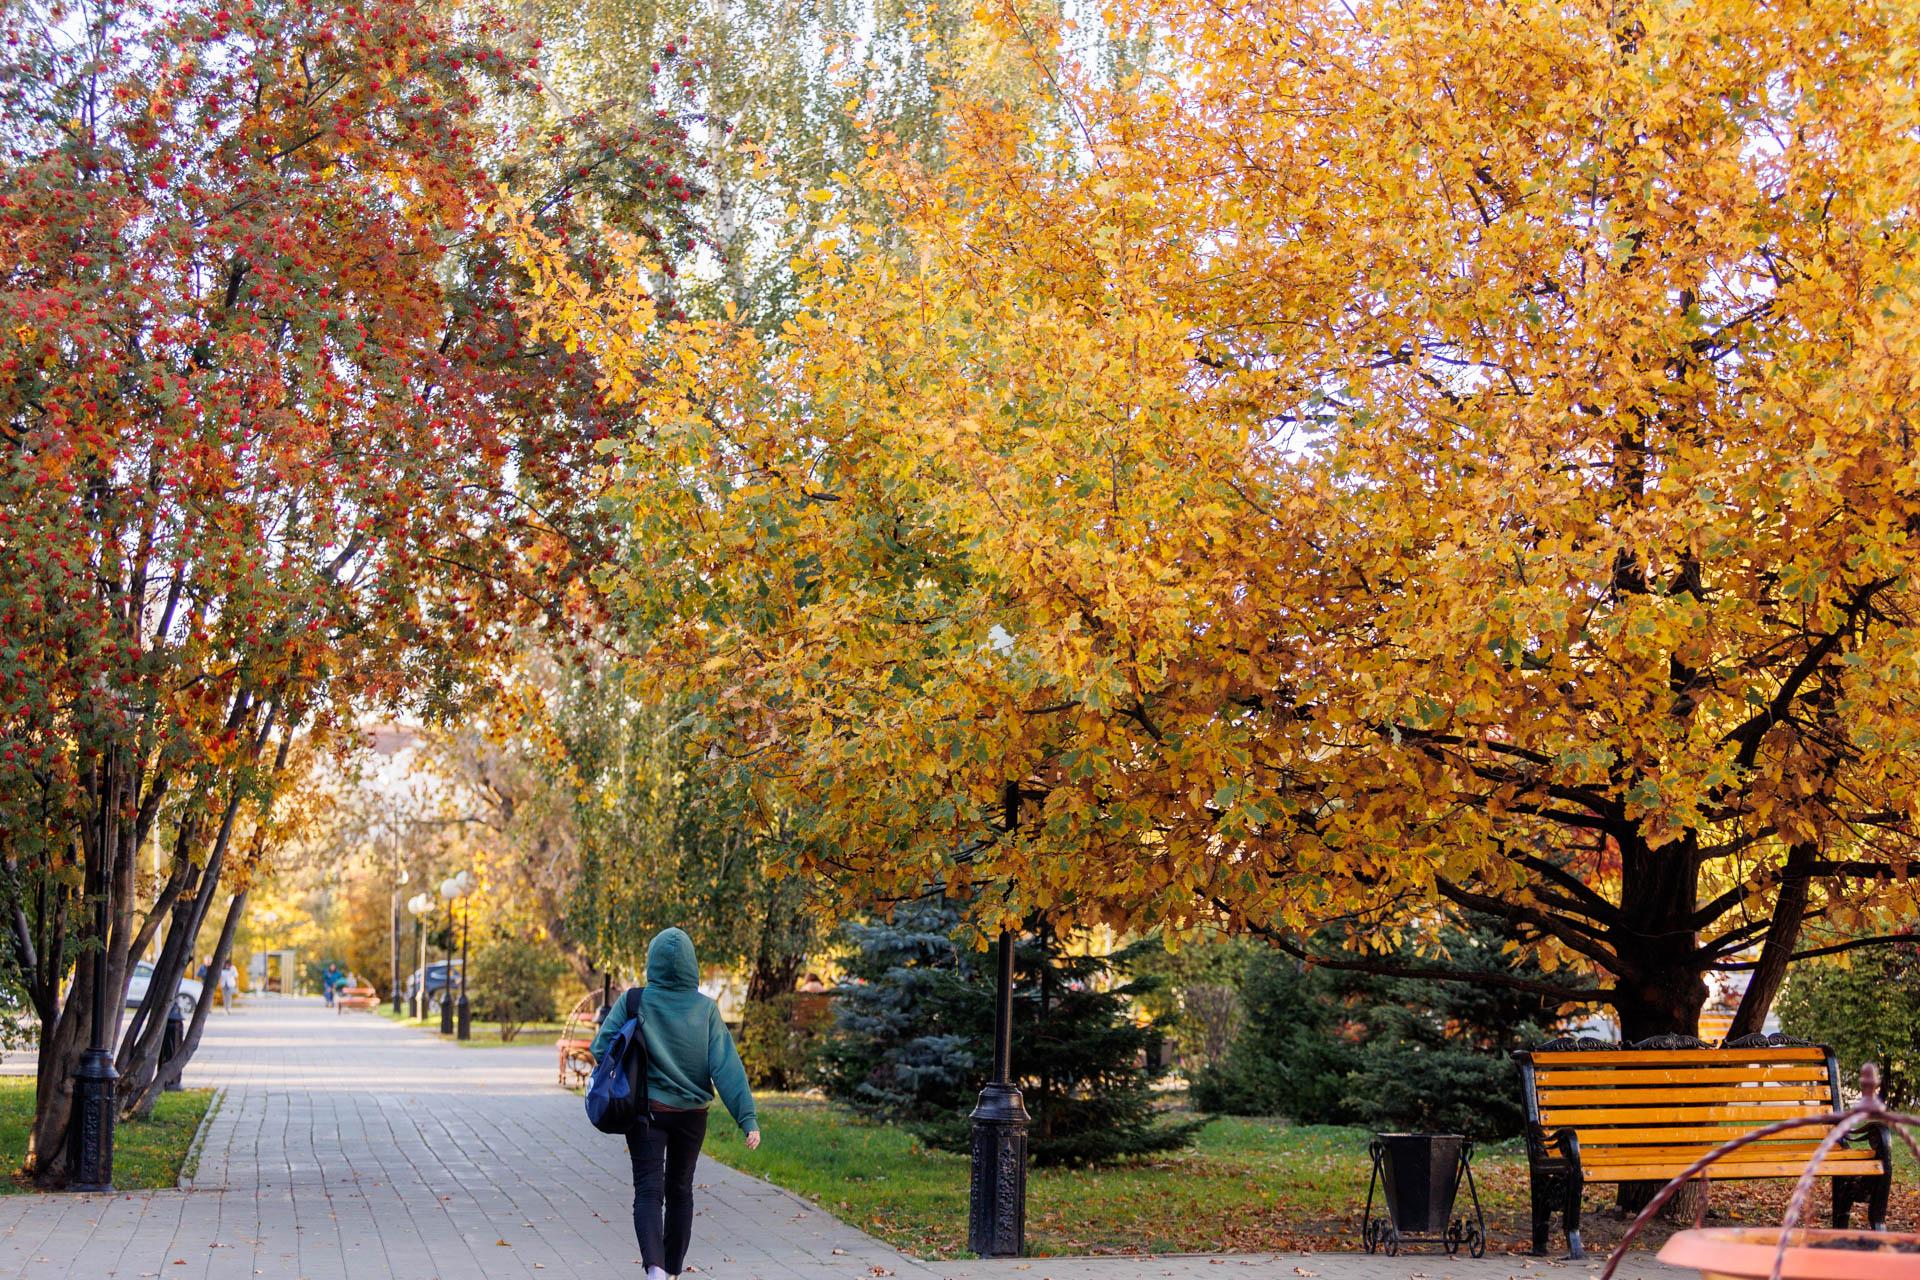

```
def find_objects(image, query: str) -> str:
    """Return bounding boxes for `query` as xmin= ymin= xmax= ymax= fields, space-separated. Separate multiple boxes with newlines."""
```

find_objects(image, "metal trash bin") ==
xmin=1361 ymin=1132 xmax=1485 ymax=1257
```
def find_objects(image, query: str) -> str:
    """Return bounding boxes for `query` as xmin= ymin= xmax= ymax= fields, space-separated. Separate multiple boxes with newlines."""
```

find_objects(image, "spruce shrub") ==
xmin=817 ymin=902 xmax=1205 ymax=1165
xmin=1192 ymin=920 xmax=1557 ymax=1141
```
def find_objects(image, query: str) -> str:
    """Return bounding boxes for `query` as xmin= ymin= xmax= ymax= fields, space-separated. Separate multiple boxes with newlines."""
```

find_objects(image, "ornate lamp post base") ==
xmin=439 ymin=993 xmax=454 ymax=1035
xmin=968 ymin=1081 xmax=1029 ymax=1257
xmin=456 ymin=994 xmax=471 ymax=1041
xmin=68 ymin=1048 xmax=118 ymax=1193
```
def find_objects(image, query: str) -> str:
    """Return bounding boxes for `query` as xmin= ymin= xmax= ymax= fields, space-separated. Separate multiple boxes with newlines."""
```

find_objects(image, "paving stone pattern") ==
xmin=0 ymin=999 xmax=1681 ymax=1280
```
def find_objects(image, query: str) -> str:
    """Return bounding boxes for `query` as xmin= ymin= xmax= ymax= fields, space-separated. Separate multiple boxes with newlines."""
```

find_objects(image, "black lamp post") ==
xmin=968 ymin=927 xmax=1027 ymax=1256
xmin=455 ymin=893 xmax=471 ymax=1042
xmin=438 ymin=900 xmax=455 ymax=1035
xmin=438 ymin=869 xmax=473 ymax=1036
xmin=70 ymin=747 xmax=120 ymax=1192
xmin=389 ymin=860 xmax=409 ymax=1016
xmin=967 ymin=780 xmax=1028 ymax=1257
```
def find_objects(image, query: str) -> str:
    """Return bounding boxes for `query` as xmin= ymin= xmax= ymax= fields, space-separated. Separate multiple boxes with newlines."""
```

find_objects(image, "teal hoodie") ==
xmin=590 ymin=928 xmax=758 ymax=1134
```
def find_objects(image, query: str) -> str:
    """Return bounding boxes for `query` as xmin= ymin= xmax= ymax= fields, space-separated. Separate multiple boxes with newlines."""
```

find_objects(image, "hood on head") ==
xmin=647 ymin=928 xmax=699 ymax=991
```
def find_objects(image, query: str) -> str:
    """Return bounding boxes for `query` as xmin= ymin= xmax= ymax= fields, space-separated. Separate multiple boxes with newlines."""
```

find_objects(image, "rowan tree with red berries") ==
xmin=0 ymin=0 xmax=706 ymax=1184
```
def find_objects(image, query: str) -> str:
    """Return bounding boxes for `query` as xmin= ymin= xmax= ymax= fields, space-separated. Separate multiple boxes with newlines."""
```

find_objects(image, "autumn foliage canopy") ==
xmin=0 ymin=0 xmax=700 ymax=1181
xmin=525 ymin=0 xmax=1920 ymax=1038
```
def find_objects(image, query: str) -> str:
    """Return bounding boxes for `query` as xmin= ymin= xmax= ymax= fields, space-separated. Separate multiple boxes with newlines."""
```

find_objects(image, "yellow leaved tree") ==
xmin=516 ymin=0 xmax=1920 ymax=1040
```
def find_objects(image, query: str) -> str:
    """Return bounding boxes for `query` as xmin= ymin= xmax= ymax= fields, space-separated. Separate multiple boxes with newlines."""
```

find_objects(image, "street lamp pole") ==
xmin=438 ymin=870 xmax=473 ymax=1037
xmin=967 ymin=782 xmax=1028 ymax=1258
xmin=70 ymin=745 xmax=120 ymax=1192
xmin=456 ymin=893 xmax=471 ymax=1042
xmin=390 ymin=860 xmax=409 ymax=1016
xmin=439 ymin=898 xmax=455 ymax=1035
xmin=407 ymin=893 xmax=432 ymax=1019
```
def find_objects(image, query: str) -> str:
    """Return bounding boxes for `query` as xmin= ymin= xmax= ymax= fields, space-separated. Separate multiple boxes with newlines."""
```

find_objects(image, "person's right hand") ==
xmin=745 ymin=1130 xmax=761 ymax=1151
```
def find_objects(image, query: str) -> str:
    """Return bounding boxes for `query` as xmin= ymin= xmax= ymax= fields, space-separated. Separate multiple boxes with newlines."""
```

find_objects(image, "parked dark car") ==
xmin=401 ymin=961 xmax=463 ymax=1014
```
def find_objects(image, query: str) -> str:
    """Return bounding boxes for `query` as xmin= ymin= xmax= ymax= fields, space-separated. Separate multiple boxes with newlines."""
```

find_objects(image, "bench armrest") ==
xmin=1851 ymin=1121 xmax=1894 ymax=1165
xmin=1552 ymin=1127 xmax=1584 ymax=1178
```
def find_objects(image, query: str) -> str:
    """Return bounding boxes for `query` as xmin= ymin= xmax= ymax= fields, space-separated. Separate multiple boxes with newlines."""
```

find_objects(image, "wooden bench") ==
xmin=1513 ymin=1037 xmax=1891 ymax=1258
xmin=557 ymin=990 xmax=607 ymax=1087
xmin=336 ymin=984 xmax=381 ymax=1012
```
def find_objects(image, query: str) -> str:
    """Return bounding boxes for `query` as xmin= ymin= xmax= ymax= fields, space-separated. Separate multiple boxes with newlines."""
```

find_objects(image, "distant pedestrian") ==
xmin=591 ymin=928 xmax=758 ymax=1280
xmin=322 ymin=962 xmax=340 ymax=1007
xmin=220 ymin=960 xmax=239 ymax=1012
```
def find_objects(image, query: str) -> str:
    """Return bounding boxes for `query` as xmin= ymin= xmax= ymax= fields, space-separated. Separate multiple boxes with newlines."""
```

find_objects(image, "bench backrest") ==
xmin=1513 ymin=1044 xmax=1842 ymax=1166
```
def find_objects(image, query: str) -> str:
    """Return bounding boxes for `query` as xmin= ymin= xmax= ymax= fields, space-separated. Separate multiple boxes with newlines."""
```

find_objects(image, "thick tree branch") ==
xmin=1434 ymin=876 xmax=1621 ymax=967
xmin=1722 ymin=578 xmax=1892 ymax=768
xmin=1219 ymin=900 xmax=1611 ymax=1001
xmin=1711 ymin=933 xmax=1913 ymax=970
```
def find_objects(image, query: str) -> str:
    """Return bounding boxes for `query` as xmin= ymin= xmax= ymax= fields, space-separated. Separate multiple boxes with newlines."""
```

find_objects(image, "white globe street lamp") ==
xmin=406 ymin=893 xmax=435 ymax=1018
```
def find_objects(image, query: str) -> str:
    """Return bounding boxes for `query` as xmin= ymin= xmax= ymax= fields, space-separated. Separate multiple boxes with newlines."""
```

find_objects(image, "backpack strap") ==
xmin=621 ymin=985 xmax=645 ymax=1026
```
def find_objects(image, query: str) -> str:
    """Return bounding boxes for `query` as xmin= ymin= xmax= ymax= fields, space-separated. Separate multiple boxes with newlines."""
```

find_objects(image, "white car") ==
xmin=125 ymin=962 xmax=202 ymax=1021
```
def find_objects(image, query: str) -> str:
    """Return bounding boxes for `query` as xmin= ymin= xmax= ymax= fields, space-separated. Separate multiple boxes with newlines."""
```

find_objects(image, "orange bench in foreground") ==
xmin=1512 ymin=1037 xmax=1891 ymax=1258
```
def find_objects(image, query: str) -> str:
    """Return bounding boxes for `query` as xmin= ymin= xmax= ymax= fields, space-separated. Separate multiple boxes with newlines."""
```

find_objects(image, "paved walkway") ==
xmin=0 ymin=1000 xmax=1682 ymax=1280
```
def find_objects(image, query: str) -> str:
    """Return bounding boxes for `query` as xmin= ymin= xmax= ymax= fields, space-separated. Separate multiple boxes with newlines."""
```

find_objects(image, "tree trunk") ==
xmin=745 ymin=947 xmax=805 ymax=1004
xmin=26 ymin=751 xmax=138 ymax=1188
xmin=117 ymin=861 xmax=212 ymax=1113
xmin=1609 ymin=837 xmax=1708 ymax=1042
xmin=1612 ymin=970 xmax=1709 ymax=1043
xmin=1609 ymin=836 xmax=1709 ymax=1216
xmin=533 ymin=875 xmax=596 ymax=991
xmin=134 ymin=889 xmax=247 ymax=1110
xmin=119 ymin=783 xmax=249 ymax=1110
xmin=26 ymin=995 xmax=87 ymax=1185
xmin=1727 ymin=846 xmax=1814 ymax=1041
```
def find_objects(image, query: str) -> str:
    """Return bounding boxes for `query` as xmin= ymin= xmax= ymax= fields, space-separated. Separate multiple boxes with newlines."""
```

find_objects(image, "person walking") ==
xmin=322 ymin=961 xmax=339 ymax=1007
xmin=220 ymin=959 xmax=239 ymax=1012
xmin=591 ymin=927 xmax=759 ymax=1280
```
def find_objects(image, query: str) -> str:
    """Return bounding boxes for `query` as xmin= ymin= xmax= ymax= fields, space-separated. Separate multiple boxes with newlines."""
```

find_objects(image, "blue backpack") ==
xmin=585 ymin=987 xmax=648 ymax=1134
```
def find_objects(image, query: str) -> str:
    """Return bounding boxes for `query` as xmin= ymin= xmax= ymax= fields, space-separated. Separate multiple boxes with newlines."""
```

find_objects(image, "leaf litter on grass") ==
xmin=709 ymin=1102 xmax=1917 ymax=1260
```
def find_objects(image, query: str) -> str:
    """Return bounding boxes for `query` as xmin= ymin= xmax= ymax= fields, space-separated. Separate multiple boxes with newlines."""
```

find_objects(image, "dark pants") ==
xmin=626 ymin=1107 xmax=709 ymax=1273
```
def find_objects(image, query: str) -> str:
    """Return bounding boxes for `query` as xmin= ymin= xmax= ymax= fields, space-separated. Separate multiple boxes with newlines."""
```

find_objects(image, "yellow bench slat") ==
xmin=1532 ymin=1047 xmax=1827 ymax=1066
xmin=1579 ymin=1158 xmax=1886 ymax=1183
xmin=1537 ymin=1086 xmax=1833 ymax=1107
xmin=1580 ymin=1144 xmax=1880 ymax=1165
xmin=1545 ymin=1122 xmax=1843 ymax=1145
xmin=1540 ymin=1103 xmax=1828 ymax=1127
xmin=1535 ymin=1066 xmax=1830 ymax=1087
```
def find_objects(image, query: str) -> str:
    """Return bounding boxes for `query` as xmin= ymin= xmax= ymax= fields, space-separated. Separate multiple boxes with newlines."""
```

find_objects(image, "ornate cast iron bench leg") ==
xmin=1529 ymin=1175 xmax=1554 ymax=1258
xmin=1553 ymin=1129 xmax=1584 ymax=1259
xmin=1562 ymin=1170 xmax=1584 ymax=1260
